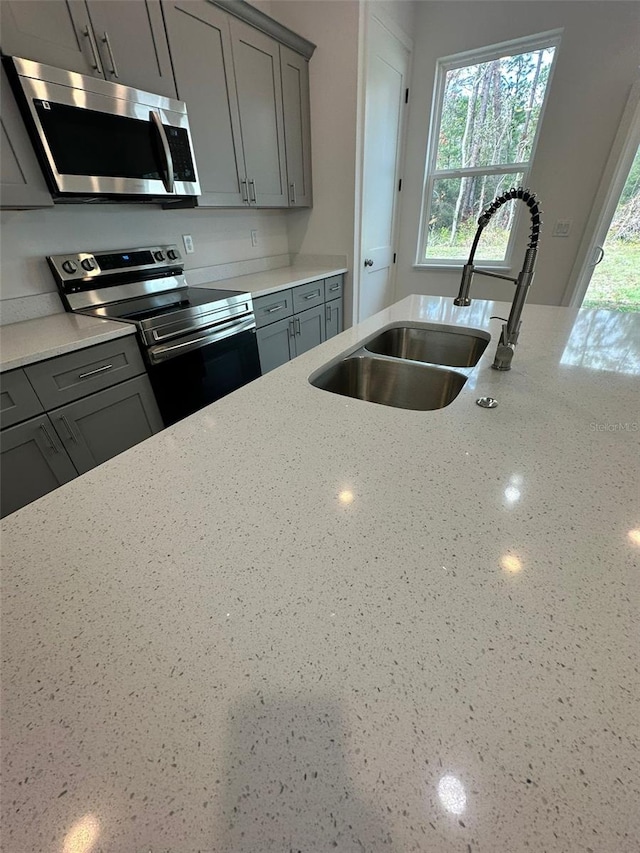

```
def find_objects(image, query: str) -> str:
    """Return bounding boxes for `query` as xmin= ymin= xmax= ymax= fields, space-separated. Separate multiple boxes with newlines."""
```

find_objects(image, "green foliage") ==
xmin=583 ymin=240 xmax=640 ymax=312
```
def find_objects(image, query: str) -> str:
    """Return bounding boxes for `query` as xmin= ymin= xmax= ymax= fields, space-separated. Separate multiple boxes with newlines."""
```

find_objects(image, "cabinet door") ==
xmin=0 ymin=1 xmax=101 ymax=77
xmin=325 ymin=297 xmax=343 ymax=340
xmin=230 ymin=18 xmax=287 ymax=208
xmin=255 ymin=316 xmax=294 ymax=374
xmin=0 ymin=414 xmax=77 ymax=519
xmin=293 ymin=304 xmax=325 ymax=357
xmin=280 ymin=45 xmax=312 ymax=208
xmin=1 ymin=65 xmax=54 ymax=209
xmin=163 ymin=0 xmax=246 ymax=207
xmin=49 ymin=375 xmax=163 ymax=475
xmin=85 ymin=1 xmax=176 ymax=97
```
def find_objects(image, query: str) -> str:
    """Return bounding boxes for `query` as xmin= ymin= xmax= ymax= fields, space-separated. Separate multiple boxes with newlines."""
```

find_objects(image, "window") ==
xmin=418 ymin=32 xmax=560 ymax=266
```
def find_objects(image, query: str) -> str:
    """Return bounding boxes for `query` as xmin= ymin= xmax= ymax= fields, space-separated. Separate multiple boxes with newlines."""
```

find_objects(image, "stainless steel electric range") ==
xmin=48 ymin=245 xmax=261 ymax=426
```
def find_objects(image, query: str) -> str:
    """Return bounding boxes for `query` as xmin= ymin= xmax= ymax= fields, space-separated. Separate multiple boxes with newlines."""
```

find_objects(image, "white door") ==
xmin=358 ymin=15 xmax=410 ymax=322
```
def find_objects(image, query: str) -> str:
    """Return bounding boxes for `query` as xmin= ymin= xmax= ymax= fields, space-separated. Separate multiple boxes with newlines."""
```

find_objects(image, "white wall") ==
xmin=395 ymin=1 xmax=640 ymax=306
xmin=270 ymin=0 xmax=361 ymax=321
xmin=0 ymin=205 xmax=288 ymax=300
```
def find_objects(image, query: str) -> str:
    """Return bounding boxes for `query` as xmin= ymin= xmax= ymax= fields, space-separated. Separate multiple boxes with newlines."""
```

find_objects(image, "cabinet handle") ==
xmin=59 ymin=415 xmax=79 ymax=444
xmin=249 ymin=179 xmax=257 ymax=204
xmin=78 ymin=363 xmax=113 ymax=380
xmin=288 ymin=319 xmax=295 ymax=339
xmin=101 ymin=31 xmax=119 ymax=78
xmin=329 ymin=283 xmax=340 ymax=292
xmin=39 ymin=423 xmax=59 ymax=454
xmin=289 ymin=182 xmax=296 ymax=204
xmin=295 ymin=317 xmax=301 ymax=336
xmin=266 ymin=304 xmax=283 ymax=313
xmin=83 ymin=26 xmax=103 ymax=73
xmin=326 ymin=304 xmax=331 ymax=322
xmin=304 ymin=291 xmax=319 ymax=300
xmin=241 ymin=179 xmax=249 ymax=204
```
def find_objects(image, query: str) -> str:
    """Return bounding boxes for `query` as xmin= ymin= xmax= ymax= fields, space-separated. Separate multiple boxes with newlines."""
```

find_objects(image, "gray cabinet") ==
xmin=255 ymin=315 xmax=293 ymax=374
xmin=230 ymin=18 xmax=287 ymax=207
xmin=0 ymin=64 xmax=54 ymax=209
xmin=49 ymin=375 xmax=164 ymax=474
xmin=254 ymin=275 xmax=344 ymax=373
xmin=0 ymin=413 xmax=77 ymax=518
xmin=280 ymin=45 xmax=312 ymax=208
xmin=162 ymin=0 xmax=311 ymax=209
xmin=0 ymin=0 xmax=175 ymax=96
xmin=0 ymin=338 xmax=163 ymax=517
xmin=325 ymin=298 xmax=343 ymax=340
xmin=162 ymin=0 xmax=246 ymax=207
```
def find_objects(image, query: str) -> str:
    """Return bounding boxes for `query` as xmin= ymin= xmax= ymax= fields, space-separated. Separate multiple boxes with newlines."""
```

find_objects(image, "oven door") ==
xmin=146 ymin=318 xmax=262 ymax=426
xmin=7 ymin=56 xmax=200 ymax=199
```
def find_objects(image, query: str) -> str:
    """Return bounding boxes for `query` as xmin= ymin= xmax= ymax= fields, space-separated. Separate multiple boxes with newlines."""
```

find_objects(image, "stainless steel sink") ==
xmin=310 ymin=355 xmax=467 ymax=411
xmin=364 ymin=323 xmax=490 ymax=367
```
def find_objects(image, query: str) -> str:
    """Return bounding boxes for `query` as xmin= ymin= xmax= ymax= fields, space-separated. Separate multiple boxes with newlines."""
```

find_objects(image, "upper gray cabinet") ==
xmin=0 ymin=0 xmax=176 ymax=97
xmin=0 ymin=63 xmax=53 ymax=208
xmin=163 ymin=0 xmax=313 ymax=209
xmin=280 ymin=45 xmax=312 ymax=208
xmin=229 ymin=19 xmax=287 ymax=207
xmin=162 ymin=0 xmax=246 ymax=207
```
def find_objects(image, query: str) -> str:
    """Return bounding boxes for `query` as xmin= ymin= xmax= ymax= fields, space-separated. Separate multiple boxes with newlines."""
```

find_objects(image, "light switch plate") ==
xmin=553 ymin=219 xmax=572 ymax=237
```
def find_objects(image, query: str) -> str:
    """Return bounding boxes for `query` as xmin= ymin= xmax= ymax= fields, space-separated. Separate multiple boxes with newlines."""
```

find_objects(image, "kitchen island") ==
xmin=1 ymin=296 xmax=638 ymax=852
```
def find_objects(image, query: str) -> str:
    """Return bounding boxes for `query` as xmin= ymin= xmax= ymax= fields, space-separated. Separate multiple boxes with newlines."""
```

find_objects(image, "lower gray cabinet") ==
xmin=325 ymin=298 xmax=343 ymax=341
xmin=0 ymin=414 xmax=77 ymax=518
xmin=294 ymin=304 xmax=325 ymax=356
xmin=48 ymin=376 xmax=163 ymax=475
xmin=255 ymin=316 xmax=293 ymax=374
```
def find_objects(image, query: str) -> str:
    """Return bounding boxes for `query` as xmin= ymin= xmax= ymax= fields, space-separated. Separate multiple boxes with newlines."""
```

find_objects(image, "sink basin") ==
xmin=310 ymin=355 xmax=467 ymax=411
xmin=364 ymin=323 xmax=490 ymax=367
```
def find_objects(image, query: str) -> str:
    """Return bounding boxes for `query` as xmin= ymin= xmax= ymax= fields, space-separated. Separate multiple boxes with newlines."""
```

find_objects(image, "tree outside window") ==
xmin=419 ymin=34 xmax=560 ymax=265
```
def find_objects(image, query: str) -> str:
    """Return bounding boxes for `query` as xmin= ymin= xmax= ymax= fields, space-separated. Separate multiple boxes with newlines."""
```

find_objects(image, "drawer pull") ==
xmin=266 ymin=304 xmax=284 ymax=314
xmin=78 ymin=363 xmax=113 ymax=380
xmin=329 ymin=284 xmax=340 ymax=292
xmin=304 ymin=291 xmax=320 ymax=300
xmin=39 ymin=423 xmax=59 ymax=454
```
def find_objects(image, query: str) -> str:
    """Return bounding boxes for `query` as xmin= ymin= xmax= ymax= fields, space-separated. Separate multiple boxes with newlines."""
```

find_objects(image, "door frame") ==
xmin=353 ymin=4 xmax=412 ymax=326
xmin=563 ymin=78 xmax=640 ymax=307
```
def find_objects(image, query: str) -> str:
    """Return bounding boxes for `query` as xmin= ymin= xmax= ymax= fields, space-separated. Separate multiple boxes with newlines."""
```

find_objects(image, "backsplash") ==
xmin=0 ymin=204 xmax=290 ymax=324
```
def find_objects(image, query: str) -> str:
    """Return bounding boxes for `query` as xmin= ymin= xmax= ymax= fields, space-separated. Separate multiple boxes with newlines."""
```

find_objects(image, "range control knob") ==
xmin=167 ymin=248 xmax=179 ymax=261
xmin=154 ymin=250 xmax=166 ymax=262
xmin=81 ymin=257 xmax=96 ymax=272
xmin=61 ymin=260 xmax=78 ymax=274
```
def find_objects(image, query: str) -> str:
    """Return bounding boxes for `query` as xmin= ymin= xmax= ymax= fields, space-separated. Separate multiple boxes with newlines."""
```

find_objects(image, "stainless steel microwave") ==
xmin=3 ymin=55 xmax=201 ymax=203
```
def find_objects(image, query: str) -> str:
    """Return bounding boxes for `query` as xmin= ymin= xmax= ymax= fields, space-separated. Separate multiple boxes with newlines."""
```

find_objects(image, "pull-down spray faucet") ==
xmin=454 ymin=187 xmax=542 ymax=370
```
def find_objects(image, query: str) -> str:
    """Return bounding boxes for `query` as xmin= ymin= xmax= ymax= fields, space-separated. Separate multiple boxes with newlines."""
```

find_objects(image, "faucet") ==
xmin=453 ymin=187 xmax=541 ymax=370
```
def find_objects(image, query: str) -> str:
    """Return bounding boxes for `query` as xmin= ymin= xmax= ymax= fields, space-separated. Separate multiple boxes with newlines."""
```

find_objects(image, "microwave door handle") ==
xmin=149 ymin=111 xmax=174 ymax=193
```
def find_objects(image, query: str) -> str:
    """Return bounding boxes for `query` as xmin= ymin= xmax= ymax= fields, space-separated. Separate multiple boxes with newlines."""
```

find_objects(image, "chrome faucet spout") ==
xmin=453 ymin=187 xmax=542 ymax=371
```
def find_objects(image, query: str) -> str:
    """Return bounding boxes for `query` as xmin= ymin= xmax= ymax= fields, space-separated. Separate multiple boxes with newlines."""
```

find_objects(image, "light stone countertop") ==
xmin=190 ymin=261 xmax=347 ymax=298
xmin=1 ymin=296 xmax=639 ymax=852
xmin=0 ymin=312 xmax=136 ymax=373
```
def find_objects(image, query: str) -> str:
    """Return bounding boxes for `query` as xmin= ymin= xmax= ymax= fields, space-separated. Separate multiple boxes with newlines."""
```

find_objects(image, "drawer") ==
xmin=252 ymin=289 xmax=294 ymax=328
xmin=0 ymin=368 xmax=43 ymax=429
xmin=24 ymin=336 xmax=145 ymax=410
xmin=293 ymin=280 xmax=324 ymax=313
xmin=324 ymin=275 xmax=343 ymax=301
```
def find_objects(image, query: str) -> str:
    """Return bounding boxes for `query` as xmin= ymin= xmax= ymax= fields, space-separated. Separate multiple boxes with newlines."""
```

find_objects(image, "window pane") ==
xmin=436 ymin=47 xmax=555 ymax=170
xmin=425 ymin=172 xmax=523 ymax=261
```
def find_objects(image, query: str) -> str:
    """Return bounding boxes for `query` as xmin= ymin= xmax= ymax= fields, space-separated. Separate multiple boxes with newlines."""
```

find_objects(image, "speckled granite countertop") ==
xmin=191 ymin=262 xmax=347 ymax=299
xmin=1 ymin=296 xmax=639 ymax=852
xmin=0 ymin=313 xmax=136 ymax=373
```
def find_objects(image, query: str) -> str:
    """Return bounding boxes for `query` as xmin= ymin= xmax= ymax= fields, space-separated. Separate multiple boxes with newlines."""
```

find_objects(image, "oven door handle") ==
xmin=148 ymin=316 xmax=256 ymax=364
xmin=150 ymin=111 xmax=174 ymax=193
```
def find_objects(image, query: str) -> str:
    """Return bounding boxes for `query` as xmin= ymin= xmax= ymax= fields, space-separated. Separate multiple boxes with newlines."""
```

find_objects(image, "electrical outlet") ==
xmin=552 ymin=219 xmax=572 ymax=237
xmin=250 ymin=229 xmax=258 ymax=248
xmin=182 ymin=234 xmax=194 ymax=254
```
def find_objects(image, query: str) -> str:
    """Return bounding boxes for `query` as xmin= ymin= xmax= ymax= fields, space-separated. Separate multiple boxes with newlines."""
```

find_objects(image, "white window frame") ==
xmin=415 ymin=30 xmax=562 ymax=270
